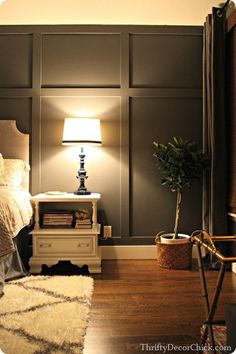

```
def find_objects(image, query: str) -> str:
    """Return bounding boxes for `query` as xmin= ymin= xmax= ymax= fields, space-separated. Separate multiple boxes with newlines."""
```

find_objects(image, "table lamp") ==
xmin=62 ymin=117 xmax=102 ymax=195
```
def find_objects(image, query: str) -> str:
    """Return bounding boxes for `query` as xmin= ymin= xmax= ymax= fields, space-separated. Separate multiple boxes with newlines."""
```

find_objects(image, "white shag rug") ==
xmin=0 ymin=275 xmax=94 ymax=354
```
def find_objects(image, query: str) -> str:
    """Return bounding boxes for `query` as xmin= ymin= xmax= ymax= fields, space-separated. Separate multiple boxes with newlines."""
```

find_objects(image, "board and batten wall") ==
xmin=0 ymin=25 xmax=202 ymax=246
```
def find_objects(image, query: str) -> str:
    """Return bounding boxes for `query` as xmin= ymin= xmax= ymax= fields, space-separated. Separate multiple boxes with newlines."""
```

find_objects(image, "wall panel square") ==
xmin=42 ymin=34 xmax=121 ymax=88
xmin=40 ymin=96 xmax=121 ymax=236
xmin=0 ymin=98 xmax=31 ymax=133
xmin=130 ymin=97 xmax=202 ymax=237
xmin=0 ymin=34 xmax=32 ymax=88
xmin=130 ymin=33 xmax=202 ymax=88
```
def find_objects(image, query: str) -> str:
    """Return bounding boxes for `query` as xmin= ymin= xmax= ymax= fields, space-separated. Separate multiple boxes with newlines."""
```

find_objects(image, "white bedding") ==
xmin=0 ymin=187 xmax=33 ymax=258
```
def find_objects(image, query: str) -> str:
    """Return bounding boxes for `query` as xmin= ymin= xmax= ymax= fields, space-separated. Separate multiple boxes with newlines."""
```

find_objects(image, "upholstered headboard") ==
xmin=0 ymin=120 xmax=29 ymax=190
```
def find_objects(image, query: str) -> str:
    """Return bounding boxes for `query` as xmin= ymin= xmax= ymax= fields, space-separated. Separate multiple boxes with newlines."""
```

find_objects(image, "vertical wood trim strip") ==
xmin=120 ymin=32 xmax=130 ymax=237
xmin=31 ymin=32 xmax=42 ymax=195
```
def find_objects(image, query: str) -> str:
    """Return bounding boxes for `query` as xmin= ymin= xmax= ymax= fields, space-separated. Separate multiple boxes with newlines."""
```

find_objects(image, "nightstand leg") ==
xmin=34 ymin=201 xmax=40 ymax=228
xmin=92 ymin=201 xmax=97 ymax=225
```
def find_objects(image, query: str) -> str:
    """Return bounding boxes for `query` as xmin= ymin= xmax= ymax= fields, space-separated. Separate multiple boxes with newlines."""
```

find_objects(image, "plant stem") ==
xmin=173 ymin=190 xmax=182 ymax=239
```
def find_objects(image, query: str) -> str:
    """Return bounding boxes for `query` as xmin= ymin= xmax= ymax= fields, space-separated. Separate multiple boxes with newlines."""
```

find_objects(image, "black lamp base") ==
xmin=75 ymin=147 xmax=91 ymax=195
xmin=74 ymin=189 xmax=91 ymax=195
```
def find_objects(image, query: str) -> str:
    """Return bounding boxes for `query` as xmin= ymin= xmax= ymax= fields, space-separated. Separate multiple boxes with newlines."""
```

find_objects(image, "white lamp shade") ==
xmin=62 ymin=118 xmax=102 ymax=145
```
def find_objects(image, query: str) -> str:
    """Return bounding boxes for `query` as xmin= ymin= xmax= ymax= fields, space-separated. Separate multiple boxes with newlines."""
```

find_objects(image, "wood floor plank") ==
xmin=83 ymin=260 xmax=236 ymax=354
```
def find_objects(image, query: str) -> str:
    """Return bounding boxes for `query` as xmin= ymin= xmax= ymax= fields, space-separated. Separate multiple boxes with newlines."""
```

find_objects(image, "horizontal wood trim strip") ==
xmin=0 ymin=25 xmax=203 ymax=35
xmin=0 ymin=89 xmax=33 ymax=96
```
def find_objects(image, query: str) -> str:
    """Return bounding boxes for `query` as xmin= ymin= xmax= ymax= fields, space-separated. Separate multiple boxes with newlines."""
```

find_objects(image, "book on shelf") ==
xmin=43 ymin=218 xmax=73 ymax=223
xmin=43 ymin=209 xmax=74 ymax=214
xmin=43 ymin=221 xmax=73 ymax=225
xmin=42 ymin=210 xmax=74 ymax=228
xmin=43 ymin=212 xmax=73 ymax=216
xmin=43 ymin=215 xmax=73 ymax=220
xmin=75 ymin=218 xmax=91 ymax=229
xmin=75 ymin=219 xmax=91 ymax=224
xmin=43 ymin=216 xmax=73 ymax=220
xmin=42 ymin=220 xmax=73 ymax=226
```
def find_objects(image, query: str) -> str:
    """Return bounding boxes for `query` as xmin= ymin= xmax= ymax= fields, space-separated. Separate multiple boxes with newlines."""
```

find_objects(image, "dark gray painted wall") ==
xmin=0 ymin=25 xmax=202 ymax=245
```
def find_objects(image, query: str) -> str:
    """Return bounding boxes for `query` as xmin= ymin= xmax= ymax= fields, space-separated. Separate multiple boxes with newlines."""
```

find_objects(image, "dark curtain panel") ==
xmin=226 ymin=13 xmax=236 ymax=261
xmin=202 ymin=8 xmax=228 ymax=235
xmin=227 ymin=25 xmax=236 ymax=216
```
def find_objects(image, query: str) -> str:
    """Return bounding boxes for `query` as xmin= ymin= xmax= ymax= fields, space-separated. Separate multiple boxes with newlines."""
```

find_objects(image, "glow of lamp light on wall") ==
xmin=0 ymin=0 xmax=6 ymax=4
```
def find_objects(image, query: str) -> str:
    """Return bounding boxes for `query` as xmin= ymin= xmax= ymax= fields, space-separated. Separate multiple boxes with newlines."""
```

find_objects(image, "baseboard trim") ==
xmin=101 ymin=245 xmax=199 ymax=260
xmin=101 ymin=245 xmax=157 ymax=259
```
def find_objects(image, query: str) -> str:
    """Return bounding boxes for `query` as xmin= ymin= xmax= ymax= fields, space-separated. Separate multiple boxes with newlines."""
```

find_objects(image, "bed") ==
xmin=0 ymin=120 xmax=33 ymax=295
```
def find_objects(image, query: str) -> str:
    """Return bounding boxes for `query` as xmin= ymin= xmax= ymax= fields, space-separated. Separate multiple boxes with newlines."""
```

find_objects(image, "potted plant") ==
xmin=153 ymin=137 xmax=208 ymax=269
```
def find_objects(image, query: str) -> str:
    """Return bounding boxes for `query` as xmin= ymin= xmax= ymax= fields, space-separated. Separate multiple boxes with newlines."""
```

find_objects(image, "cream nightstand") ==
xmin=29 ymin=193 xmax=101 ymax=273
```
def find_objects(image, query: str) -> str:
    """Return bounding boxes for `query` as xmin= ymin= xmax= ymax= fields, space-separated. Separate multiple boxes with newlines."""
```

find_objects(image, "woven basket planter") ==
xmin=155 ymin=233 xmax=193 ymax=269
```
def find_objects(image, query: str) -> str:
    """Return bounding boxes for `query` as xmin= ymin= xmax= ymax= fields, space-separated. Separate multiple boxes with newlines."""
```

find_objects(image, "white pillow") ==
xmin=0 ymin=158 xmax=30 ymax=187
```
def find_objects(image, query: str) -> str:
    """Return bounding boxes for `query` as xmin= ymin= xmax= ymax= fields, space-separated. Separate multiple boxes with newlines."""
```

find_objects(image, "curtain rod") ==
xmin=217 ymin=0 xmax=231 ymax=16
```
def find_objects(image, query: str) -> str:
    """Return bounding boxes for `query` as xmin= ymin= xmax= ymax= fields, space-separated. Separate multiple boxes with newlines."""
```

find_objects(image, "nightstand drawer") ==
xmin=36 ymin=236 xmax=95 ymax=255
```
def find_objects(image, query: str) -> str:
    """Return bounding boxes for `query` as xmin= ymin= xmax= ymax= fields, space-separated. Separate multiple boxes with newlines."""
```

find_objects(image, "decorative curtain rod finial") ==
xmin=217 ymin=0 xmax=231 ymax=16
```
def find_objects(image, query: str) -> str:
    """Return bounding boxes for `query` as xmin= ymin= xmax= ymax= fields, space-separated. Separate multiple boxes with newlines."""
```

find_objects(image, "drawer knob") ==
xmin=39 ymin=243 xmax=52 ymax=248
xmin=78 ymin=243 xmax=89 ymax=248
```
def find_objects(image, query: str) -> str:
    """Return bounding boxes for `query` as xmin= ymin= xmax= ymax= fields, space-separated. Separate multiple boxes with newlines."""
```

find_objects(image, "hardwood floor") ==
xmin=83 ymin=260 xmax=236 ymax=354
